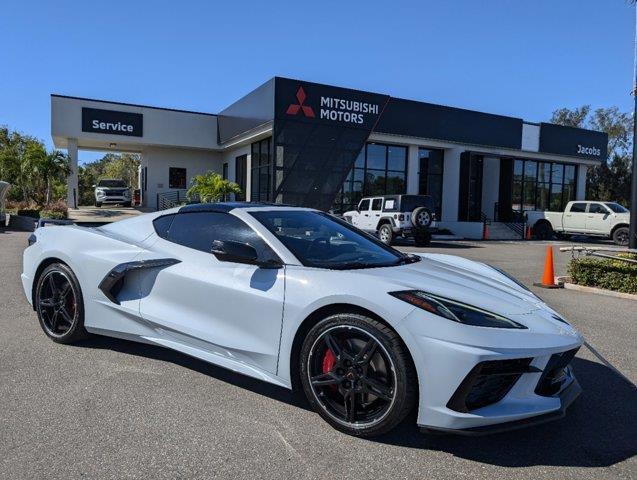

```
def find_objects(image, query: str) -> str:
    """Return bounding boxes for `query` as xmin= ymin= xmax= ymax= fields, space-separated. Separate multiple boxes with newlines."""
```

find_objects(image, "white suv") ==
xmin=343 ymin=194 xmax=437 ymax=246
xmin=94 ymin=179 xmax=132 ymax=208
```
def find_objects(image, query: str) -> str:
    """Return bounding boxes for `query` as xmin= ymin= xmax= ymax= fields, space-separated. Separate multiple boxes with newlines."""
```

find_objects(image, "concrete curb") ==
xmin=562 ymin=281 xmax=637 ymax=301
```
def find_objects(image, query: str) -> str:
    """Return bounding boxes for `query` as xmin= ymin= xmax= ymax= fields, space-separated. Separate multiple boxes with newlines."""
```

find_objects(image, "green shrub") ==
xmin=567 ymin=254 xmax=637 ymax=294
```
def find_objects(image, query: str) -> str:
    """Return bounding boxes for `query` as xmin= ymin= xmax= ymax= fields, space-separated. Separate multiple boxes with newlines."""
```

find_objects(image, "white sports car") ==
xmin=21 ymin=203 xmax=583 ymax=437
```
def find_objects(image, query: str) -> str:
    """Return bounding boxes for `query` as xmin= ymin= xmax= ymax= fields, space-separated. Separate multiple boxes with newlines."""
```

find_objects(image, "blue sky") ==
xmin=1 ymin=0 xmax=634 ymax=164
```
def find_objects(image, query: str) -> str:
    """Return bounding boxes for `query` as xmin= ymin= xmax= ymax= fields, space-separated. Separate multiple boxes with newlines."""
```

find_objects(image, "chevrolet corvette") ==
xmin=21 ymin=202 xmax=583 ymax=437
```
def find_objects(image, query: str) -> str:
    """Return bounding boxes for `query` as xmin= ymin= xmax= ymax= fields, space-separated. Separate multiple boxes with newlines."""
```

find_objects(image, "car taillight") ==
xmin=398 ymin=214 xmax=405 ymax=221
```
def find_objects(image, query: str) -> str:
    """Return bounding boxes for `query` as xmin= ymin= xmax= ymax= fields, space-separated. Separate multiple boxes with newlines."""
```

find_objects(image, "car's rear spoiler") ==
xmin=37 ymin=218 xmax=74 ymax=228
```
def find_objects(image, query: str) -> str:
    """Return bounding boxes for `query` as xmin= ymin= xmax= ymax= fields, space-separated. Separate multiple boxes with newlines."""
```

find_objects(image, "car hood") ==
xmin=360 ymin=253 xmax=546 ymax=317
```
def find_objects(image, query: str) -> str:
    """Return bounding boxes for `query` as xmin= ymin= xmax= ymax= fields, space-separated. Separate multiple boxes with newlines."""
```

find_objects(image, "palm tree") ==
xmin=187 ymin=171 xmax=242 ymax=203
xmin=37 ymin=150 xmax=71 ymax=204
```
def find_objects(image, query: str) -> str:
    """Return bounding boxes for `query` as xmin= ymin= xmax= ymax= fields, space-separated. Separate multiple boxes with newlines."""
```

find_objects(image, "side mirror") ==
xmin=211 ymin=240 xmax=281 ymax=269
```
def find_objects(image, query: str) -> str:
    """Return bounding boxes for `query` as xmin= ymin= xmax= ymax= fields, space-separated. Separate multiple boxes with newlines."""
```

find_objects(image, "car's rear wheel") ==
xmin=612 ymin=226 xmax=629 ymax=246
xmin=35 ymin=263 xmax=88 ymax=344
xmin=534 ymin=221 xmax=553 ymax=240
xmin=299 ymin=313 xmax=417 ymax=437
xmin=378 ymin=224 xmax=394 ymax=245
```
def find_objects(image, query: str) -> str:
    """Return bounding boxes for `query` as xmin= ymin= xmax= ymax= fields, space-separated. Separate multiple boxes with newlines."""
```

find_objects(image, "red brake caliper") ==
xmin=322 ymin=349 xmax=337 ymax=391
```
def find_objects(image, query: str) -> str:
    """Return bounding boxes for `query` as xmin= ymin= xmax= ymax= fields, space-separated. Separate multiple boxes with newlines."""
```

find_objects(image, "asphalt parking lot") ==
xmin=1 ymin=229 xmax=635 ymax=479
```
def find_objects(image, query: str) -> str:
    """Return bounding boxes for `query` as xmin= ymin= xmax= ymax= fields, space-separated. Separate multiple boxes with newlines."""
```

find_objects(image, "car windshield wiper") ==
xmin=394 ymin=254 xmax=422 ymax=266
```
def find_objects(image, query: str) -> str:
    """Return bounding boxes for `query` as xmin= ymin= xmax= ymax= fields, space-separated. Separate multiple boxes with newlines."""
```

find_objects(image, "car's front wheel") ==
xmin=378 ymin=224 xmax=394 ymax=245
xmin=612 ymin=226 xmax=629 ymax=246
xmin=299 ymin=313 xmax=417 ymax=437
xmin=35 ymin=263 xmax=88 ymax=344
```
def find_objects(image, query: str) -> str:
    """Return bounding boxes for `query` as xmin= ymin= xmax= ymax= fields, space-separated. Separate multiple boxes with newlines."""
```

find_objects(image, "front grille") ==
xmin=104 ymin=189 xmax=125 ymax=196
xmin=448 ymin=358 xmax=535 ymax=412
xmin=535 ymin=348 xmax=579 ymax=396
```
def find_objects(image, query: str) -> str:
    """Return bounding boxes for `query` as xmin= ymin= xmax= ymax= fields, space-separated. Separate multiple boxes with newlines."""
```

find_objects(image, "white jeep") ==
xmin=343 ymin=194 xmax=437 ymax=246
xmin=93 ymin=179 xmax=132 ymax=208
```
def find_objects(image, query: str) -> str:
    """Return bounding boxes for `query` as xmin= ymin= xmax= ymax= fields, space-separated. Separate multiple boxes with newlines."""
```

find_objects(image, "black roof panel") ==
xmin=178 ymin=202 xmax=290 ymax=213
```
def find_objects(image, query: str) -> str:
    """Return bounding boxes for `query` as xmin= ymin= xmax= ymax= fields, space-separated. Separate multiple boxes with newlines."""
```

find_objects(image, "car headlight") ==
xmin=389 ymin=290 xmax=527 ymax=329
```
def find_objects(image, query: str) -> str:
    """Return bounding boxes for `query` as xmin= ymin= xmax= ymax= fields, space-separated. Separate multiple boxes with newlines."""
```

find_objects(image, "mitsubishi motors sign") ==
xmin=276 ymin=78 xmax=388 ymax=129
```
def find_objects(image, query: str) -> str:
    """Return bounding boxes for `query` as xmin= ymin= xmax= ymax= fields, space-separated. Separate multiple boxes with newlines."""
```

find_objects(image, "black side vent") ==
xmin=535 ymin=348 xmax=579 ymax=396
xmin=98 ymin=258 xmax=180 ymax=305
xmin=448 ymin=358 xmax=537 ymax=412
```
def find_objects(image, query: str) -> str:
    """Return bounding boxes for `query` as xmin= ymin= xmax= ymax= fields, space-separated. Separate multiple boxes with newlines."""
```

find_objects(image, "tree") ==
xmin=550 ymin=106 xmax=633 ymax=207
xmin=187 ymin=171 xmax=242 ymax=202
xmin=37 ymin=150 xmax=71 ymax=204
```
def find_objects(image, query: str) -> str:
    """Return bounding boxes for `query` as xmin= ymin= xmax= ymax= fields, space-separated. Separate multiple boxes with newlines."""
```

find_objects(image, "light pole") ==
xmin=631 ymin=3 xmax=637 ymax=249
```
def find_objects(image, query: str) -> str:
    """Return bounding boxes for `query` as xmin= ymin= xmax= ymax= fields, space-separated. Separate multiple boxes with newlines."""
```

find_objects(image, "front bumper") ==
xmin=421 ymin=376 xmax=581 ymax=435
xmin=96 ymin=196 xmax=130 ymax=204
xmin=396 ymin=308 xmax=583 ymax=434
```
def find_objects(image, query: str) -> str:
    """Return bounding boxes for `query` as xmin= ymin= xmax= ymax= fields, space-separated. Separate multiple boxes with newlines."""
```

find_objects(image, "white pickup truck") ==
xmin=526 ymin=201 xmax=630 ymax=245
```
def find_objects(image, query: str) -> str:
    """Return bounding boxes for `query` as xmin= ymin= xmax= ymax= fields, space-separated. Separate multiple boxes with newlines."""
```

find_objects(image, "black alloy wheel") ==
xmin=300 ymin=314 xmax=417 ymax=437
xmin=612 ymin=226 xmax=629 ymax=246
xmin=35 ymin=263 xmax=88 ymax=343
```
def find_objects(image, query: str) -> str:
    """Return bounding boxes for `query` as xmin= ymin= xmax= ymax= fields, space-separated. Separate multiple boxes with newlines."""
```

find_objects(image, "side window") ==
xmin=358 ymin=199 xmax=370 ymax=211
xmin=588 ymin=203 xmax=608 ymax=215
xmin=569 ymin=203 xmax=587 ymax=213
xmin=371 ymin=198 xmax=383 ymax=211
xmin=164 ymin=212 xmax=277 ymax=261
xmin=153 ymin=214 xmax=175 ymax=239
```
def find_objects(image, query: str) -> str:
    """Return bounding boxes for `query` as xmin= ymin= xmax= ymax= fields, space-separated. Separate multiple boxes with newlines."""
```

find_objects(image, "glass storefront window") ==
xmin=332 ymin=142 xmax=407 ymax=213
xmin=512 ymin=159 xmax=577 ymax=212
xmin=250 ymin=137 xmax=272 ymax=202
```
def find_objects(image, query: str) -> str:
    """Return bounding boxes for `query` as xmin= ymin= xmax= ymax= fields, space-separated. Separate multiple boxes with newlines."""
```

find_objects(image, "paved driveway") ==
xmin=0 ymin=230 xmax=635 ymax=479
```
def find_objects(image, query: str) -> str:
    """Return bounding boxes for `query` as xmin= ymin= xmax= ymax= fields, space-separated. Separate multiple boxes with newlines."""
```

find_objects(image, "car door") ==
xmin=370 ymin=197 xmax=384 ymax=231
xmin=139 ymin=211 xmax=285 ymax=374
xmin=351 ymin=198 xmax=371 ymax=230
xmin=562 ymin=202 xmax=588 ymax=232
xmin=586 ymin=203 xmax=612 ymax=234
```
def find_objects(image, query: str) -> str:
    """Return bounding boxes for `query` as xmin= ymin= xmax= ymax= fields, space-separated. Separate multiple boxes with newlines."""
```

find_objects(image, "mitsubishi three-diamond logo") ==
xmin=286 ymin=87 xmax=315 ymax=118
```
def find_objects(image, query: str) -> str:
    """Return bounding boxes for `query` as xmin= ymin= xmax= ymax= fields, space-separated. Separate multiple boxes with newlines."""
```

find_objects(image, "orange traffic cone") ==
xmin=525 ymin=225 xmax=532 ymax=240
xmin=483 ymin=224 xmax=490 ymax=240
xmin=534 ymin=246 xmax=560 ymax=288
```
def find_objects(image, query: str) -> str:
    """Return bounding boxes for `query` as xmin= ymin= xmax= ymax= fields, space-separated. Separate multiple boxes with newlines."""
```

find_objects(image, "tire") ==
xmin=34 ymin=263 xmax=88 ymax=344
xmin=534 ymin=221 xmax=553 ymax=240
xmin=95 ymin=201 xmax=102 ymax=208
xmin=378 ymin=223 xmax=394 ymax=245
xmin=124 ymin=201 xmax=132 ymax=208
xmin=299 ymin=313 xmax=417 ymax=437
xmin=414 ymin=231 xmax=431 ymax=247
xmin=411 ymin=207 xmax=433 ymax=228
xmin=612 ymin=226 xmax=629 ymax=246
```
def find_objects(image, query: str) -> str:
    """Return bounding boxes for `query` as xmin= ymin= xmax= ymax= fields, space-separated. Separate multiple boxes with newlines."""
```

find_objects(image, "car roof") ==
xmin=178 ymin=202 xmax=296 ymax=213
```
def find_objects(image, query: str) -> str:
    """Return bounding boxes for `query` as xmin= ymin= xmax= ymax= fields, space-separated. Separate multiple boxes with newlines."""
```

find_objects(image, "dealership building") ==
xmin=51 ymin=76 xmax=607 ymax=238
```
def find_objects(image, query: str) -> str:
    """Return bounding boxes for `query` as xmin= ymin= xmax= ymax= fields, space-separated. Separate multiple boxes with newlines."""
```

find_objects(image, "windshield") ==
xmin=604 ymin=202 xmax=628 ymax=213
xmin=98 ymin=180 xmax=127 ymax=188
xmin=250 ymin=210 xmax=417 ymax=269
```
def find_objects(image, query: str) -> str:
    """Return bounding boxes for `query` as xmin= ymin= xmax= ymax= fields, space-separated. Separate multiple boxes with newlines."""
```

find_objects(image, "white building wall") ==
xmin=521 ymin=123 xmax=540 ymax=152
xmin=481 ymin=156 xmax=500 ymax=220
xmin=142 ymin=147 xmax=222 ymax=210
xmin=440 ymin=147 xmax=463 ymax=222
xmin=406 ymin=145 xmax=420 ymax=194
xmin=577 ymin=165 xmax=588 ymax=200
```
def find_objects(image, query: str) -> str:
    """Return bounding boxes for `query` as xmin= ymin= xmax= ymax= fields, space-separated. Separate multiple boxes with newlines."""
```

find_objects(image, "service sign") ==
xmin=275 ymin=78 xmax=388 ymax=130
xmin=539 ymin=123 xmax=608 ymax=160
xmin=82 ymin=107 xmax=143 ymax=137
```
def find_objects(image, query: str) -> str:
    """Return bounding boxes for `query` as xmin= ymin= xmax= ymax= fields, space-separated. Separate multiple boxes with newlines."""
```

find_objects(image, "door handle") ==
xmin=364 ymin=214 xmax=369 ymax=217
xmin=375 ymin=214 xmax=380 ymax=216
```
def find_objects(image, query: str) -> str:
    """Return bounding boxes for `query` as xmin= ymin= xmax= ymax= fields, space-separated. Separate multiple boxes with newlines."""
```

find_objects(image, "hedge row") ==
xmin=567 ymin=253 xmax=637 ymax=295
